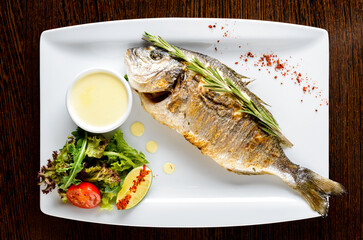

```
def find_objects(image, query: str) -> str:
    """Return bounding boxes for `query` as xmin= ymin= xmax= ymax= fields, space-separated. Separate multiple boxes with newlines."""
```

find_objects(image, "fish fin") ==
xmin=244 ymin=78 xmax=255 ymax=86
xmin=294 ymin=167 xmax=346 ymax=216
xmin=255 ymin=95 xmax=271 ymax=107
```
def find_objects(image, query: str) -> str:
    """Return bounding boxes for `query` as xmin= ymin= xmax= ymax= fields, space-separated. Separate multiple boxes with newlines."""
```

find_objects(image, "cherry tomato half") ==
xmin=66 ymin=182 xmax=101 ymax=209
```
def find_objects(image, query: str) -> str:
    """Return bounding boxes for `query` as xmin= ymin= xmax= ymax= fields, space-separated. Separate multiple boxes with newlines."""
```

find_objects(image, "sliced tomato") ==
xmin=66 ymin=182 xmax=101 ymax=209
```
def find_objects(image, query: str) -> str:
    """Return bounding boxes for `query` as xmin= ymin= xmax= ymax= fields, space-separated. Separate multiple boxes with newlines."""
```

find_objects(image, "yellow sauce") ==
xmin=70 ymin=71 xmax=128 ymax=127
xmin=145 ymin=140 xmax=158 ymax=153
xmin=163 ymin=162 xmax=175 ymax=174
xmin=130 ymin=122 xmax=145 ymax=136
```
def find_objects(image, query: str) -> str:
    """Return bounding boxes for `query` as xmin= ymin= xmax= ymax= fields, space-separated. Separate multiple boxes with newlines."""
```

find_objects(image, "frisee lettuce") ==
xmin=38 ymin=128 xmax=148 ymax=210
xmin=38 ymin=139 xmax=75 ymax=193
xmin=85 ymin=136 xmax=109 ymax=158
xmin=81 ymin=166 xmax=121 ymax=187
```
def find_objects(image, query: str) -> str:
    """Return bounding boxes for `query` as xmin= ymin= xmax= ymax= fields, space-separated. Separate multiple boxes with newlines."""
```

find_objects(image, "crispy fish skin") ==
xmin=125 ymin=46 xmax=346 ymax=216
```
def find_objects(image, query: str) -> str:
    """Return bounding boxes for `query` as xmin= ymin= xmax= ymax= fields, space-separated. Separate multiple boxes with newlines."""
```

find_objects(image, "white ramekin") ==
xmin=66 ymin=68 xmax=132 ymax=133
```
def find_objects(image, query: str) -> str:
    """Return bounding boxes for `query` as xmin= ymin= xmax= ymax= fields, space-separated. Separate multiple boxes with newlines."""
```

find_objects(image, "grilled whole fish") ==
xmin=124 ymin=45 xmax=345 ymax=216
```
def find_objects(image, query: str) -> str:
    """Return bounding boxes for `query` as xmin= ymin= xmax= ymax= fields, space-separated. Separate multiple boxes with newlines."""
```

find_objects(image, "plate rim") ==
xmin=39 ymin=18 xmax=328 ymax=227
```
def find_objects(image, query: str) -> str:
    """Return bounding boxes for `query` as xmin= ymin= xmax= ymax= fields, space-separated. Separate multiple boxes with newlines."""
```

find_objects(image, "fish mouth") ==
xmin=140 ymin=91 xmax=171 ymax=103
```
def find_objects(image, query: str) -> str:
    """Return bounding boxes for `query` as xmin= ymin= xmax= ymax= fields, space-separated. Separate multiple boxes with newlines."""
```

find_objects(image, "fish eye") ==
xmin=150 ymin=50 xmax=163 ymax=60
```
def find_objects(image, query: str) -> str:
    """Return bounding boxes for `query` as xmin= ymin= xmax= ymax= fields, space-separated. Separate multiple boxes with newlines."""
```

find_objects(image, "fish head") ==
xmin=125 ymin=46 xmax=184 ymax=93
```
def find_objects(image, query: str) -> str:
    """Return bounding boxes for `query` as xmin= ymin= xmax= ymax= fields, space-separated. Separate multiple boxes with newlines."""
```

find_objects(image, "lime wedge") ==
xmin=116 ymin=165 xmax=152 ymax=210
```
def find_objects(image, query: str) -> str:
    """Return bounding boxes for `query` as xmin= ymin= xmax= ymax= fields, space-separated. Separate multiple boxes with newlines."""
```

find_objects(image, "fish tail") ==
xmin=293 ymin=167 xmax=346 ymax=216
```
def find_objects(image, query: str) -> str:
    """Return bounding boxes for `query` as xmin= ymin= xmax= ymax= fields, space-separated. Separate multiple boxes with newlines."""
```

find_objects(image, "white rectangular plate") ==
xmin=40 ymin=18 xmax=329 ymax=227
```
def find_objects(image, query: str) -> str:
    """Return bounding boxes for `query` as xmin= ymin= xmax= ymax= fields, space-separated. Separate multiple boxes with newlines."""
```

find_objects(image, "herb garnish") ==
xmin=142 ymin=32 xmax=292 ymax=147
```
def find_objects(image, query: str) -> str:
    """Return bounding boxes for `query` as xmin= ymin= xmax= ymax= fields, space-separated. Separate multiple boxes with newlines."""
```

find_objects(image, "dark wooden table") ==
xmin=1 ymin=0 xmax=361 ymax=239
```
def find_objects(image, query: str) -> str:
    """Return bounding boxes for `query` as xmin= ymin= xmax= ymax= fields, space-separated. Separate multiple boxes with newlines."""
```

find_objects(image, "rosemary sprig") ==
xmin=142 ymin=32 xmax=292 ymax=147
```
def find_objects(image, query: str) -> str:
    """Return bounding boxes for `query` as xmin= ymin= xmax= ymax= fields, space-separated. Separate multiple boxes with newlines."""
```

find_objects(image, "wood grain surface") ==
xmin=0 ymin=0 xmax=361 ymax=239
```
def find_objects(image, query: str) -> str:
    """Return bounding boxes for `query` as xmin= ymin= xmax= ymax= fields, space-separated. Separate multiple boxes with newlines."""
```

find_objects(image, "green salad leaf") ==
xmin=104 ymin=130 xmax=148 ymax=175
xmin=58 ymin=134 xmax=88 ymax=191
xmin=99 ymin=185 xmax=122 ymax=210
